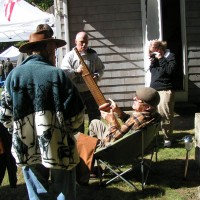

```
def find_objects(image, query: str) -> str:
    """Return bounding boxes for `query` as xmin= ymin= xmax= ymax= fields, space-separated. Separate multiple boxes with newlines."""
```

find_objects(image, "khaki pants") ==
xmin=157 ymin=90 xmax=175 ymax=140
xmin=89 ymin=119 xmax=110 ymax=140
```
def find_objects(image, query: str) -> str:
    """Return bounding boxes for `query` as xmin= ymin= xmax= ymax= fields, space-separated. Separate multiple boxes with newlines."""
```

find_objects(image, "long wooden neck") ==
xmin=74 ymin=47 xmax=107 ymax=106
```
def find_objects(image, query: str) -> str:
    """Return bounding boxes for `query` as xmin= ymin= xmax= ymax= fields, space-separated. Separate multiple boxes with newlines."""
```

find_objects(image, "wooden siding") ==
xmin=66 ymin=0 xmax=144 ymax=108
xmin=186 ymin=0 xmax=200 ymax=103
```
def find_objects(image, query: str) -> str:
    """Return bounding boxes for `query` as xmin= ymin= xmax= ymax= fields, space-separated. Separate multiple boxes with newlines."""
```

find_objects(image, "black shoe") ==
xmin=90 ymin=166 xmax=103 ymax=179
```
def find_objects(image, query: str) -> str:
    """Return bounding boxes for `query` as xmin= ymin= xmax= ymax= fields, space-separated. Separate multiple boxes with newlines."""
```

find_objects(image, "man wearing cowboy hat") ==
xmin=17 ymin=24 xmax=54 ymax=66
xmin=0 ymin=28 xmax=85 ymax=200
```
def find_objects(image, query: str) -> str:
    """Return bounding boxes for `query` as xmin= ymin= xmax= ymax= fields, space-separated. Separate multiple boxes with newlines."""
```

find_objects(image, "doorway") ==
xmin=143 ymin=0 xmax=187 ymax=100
xmin=161 ymin=0 xmax=183 ymax=91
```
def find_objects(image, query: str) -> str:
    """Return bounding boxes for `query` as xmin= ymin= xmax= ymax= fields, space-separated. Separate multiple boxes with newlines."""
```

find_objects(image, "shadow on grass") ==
xmin=77 ymin=180 xmax=165 ymax=200
xmin=79 ymin=157 xmax=200 ymax=200
xmin=0 ymin=180 xmax=165 ymax=200
xmin=0 ymin=183 xmax=28 ymax=200
xmin=147 ymin=159 xmax=200 ymax=188
xmin=174 ymin=114 xmax=195 ymax=131
xmin=131 ymin=157 xmax=200 ymax=187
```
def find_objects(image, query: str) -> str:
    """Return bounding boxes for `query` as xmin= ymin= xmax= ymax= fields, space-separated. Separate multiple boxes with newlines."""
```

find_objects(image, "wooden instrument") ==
xmin=74 ymin=47 xmax=107 ymax=106
xmin=74 ymin=47 xmax=121 ymax=130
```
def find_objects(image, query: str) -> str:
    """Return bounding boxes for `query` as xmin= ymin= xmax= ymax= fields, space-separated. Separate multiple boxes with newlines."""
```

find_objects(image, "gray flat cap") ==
xmin=136 ymin=87 xmax=160 ymax=107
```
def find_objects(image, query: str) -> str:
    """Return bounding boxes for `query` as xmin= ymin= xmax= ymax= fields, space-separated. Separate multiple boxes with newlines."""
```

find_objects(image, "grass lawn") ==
xmin=0 ymin=106 xmax=200 ymax=199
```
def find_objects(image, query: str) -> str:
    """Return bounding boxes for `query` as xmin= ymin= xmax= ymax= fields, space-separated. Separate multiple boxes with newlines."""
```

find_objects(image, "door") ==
xmin=142 ymin=0 xmax=187 ymax=101
xmin=162 ymin=0 xmax=183 ymax=91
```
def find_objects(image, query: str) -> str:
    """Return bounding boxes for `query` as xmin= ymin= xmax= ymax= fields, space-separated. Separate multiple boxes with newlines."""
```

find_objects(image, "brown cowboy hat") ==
xmin=19 ymin=30 xmax=66 ymax=53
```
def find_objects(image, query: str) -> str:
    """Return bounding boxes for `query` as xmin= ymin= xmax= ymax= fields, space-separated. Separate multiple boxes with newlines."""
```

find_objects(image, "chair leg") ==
xmin=97 ymin=159 xmax=103 ymax=185
xmin=141 ymin=128 xmax=160 ymax=190
xmin=142 ymin=151 xmax=154 ymax=188
xmin=98 ymin=159 xmax=138 ymax=191
xmin=155 ymin=130 xmax=159 ymax=162
xmin=141 ymin=159 xmax=144 ymax=190
xmin=141 ymin=145 xmax=158 ymax=190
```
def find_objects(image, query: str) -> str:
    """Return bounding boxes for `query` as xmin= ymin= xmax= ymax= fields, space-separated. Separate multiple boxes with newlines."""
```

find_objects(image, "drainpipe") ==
xmin=63 ymin=0 xmax=70 ymax=53
xmin=54 ymin=0 xmax=70 ymax=66
xmin=54 ymin=0 xmax=62 ymax=66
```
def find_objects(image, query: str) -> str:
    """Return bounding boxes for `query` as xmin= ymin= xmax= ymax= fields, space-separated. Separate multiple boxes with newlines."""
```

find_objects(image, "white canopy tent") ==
xmin=0 ymin=0 xmax=55 ymax=42
xmin=0 ymin=46 xmax=20 ymax=61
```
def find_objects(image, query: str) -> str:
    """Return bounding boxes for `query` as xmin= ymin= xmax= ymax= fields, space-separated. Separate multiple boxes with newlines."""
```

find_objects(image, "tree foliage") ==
xmin=26 ymin=0 xmax=53 ymax=11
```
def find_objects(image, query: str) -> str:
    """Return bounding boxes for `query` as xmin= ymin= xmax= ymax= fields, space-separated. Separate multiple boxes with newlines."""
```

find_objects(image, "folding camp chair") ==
xmin=94 ymin=122 xmax=160 ymax=191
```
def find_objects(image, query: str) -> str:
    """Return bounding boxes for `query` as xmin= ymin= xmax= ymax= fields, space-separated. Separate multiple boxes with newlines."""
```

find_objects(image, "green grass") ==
xmin=1 ymin=111 xmax=200 ymax=200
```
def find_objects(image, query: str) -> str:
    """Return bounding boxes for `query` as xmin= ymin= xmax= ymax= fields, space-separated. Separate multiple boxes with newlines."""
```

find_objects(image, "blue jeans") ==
xmin=23 ymin=164 xmax=76 ymax=200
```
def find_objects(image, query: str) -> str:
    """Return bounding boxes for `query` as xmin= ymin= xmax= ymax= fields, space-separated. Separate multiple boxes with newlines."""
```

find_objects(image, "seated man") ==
xmin=89 ymin=87 xmax=161 ymax=148
xmin=76 ymin=87 xmax=161 ymax=184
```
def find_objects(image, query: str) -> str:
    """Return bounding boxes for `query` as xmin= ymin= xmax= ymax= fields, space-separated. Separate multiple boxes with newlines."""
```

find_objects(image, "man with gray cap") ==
xmin=0 ymin=27 xmax=84 ymax=199
xmin=76 ymin=87 xmax=161 ymax=184
xmin=75 ymin=87 xmax=161 ymax=182
xmin=89 ymin=86 xmax=161 ymax=147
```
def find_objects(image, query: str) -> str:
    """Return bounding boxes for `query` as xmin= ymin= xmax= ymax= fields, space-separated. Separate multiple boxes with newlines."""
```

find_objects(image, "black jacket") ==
xmin=150 ymin=52 xmax=176 ymax=90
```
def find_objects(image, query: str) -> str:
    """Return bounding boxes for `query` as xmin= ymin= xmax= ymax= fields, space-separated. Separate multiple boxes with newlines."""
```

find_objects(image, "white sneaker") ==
xmin=164 ymin=140 xmax=172 ymax=148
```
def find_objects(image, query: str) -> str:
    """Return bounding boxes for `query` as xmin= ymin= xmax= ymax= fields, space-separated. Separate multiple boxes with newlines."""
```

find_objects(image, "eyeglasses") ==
xmin=133 ymin=96 xmax=144 ymax=103
xmin=151 ymin=46 xmax=158 ymax=48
